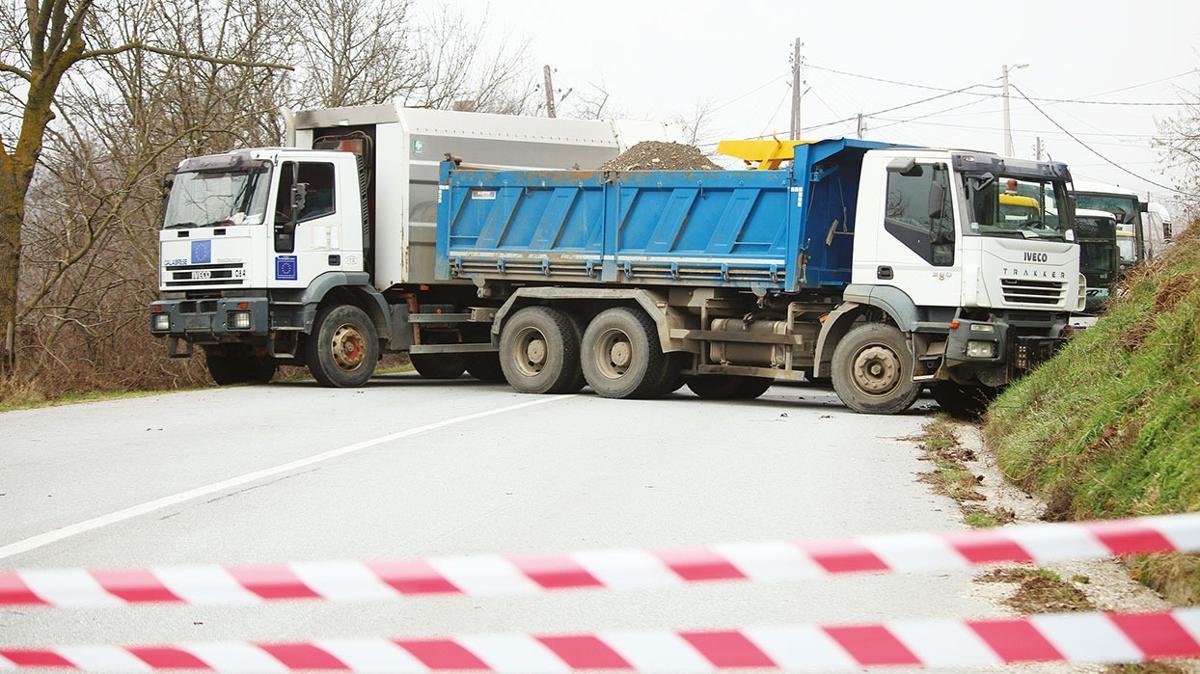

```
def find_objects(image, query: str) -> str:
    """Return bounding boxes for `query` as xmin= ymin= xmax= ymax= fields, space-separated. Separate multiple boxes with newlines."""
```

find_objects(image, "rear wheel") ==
xmin=685 ymin=375 xmax=773 ymax=400
xmin=465 ymin=352 xmax=505 ymax=382
xmin=580 ymin=307 xmax=666 ymax=399
xmin=830 ymin=322 xmax=920 ymax=415
xmin=653 ymin=352 xmax=690 ymax=396
xmin=498 ymin=306 xmax=582 ymax=394
xmin=411 ymin=353 xmax=467 ymax=380
xmin=305 ymin=304 xmax=379 ymax=388
xmin=930 ymin=382 xmax=999 ymax=419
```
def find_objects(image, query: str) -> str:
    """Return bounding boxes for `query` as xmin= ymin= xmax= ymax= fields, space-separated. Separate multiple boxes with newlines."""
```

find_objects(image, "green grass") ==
xmin=985 ymin=224 xmax=1200 ymax=603
xmin=0 ymin=387 xmax=196 ymax=413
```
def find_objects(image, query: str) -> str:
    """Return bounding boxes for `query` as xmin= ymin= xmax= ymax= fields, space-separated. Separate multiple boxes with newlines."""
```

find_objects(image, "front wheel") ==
xmin=830 ymin=322 xmax=920 ymax=415
xmin=305 ymin=304 xmax=379 ymax=388
xmin=204 ymin=345 xmax=277 ymax=386
xmin=930 ymin=382 xmax=999 ymax=419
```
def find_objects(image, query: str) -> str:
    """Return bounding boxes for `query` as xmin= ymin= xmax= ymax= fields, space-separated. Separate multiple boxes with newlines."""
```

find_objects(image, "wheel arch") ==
xmin=813 ymin=284 xmax=918 ymax=378
xmin=300 ymin=272 xmax=391 ymax=339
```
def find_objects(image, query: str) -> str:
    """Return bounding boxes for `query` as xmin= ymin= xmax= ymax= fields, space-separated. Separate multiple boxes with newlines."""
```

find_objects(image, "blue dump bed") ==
xmin=436 ymin=138 xmax=891 ymax=293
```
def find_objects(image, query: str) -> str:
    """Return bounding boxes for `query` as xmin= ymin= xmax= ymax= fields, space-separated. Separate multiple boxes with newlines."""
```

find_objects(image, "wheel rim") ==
xmin=331 ymin=323 xmax=367 ymax=371
xmin=593 ymin=328 xmax=633 ymax=380
xmin=851 ymin=343 xmax=902 ymax=396
xmin=510 ymin=326 xmax=549 ymax=377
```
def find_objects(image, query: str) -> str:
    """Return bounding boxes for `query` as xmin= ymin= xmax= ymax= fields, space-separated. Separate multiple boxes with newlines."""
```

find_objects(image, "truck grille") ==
xmin=164 ymin=262 xmax=245 ymax=287
xmin=1001 ymin=278 xmax=1065 ymax=306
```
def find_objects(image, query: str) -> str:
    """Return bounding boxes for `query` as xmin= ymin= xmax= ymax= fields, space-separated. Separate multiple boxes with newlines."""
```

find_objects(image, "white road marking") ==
xmin=0 ymin=395 xmax=569 ymax=561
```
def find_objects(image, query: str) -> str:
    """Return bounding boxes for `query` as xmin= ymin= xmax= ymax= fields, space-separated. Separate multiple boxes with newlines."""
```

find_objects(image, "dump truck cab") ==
xmin=1072 ymin=208 xmax=1119 ymax=313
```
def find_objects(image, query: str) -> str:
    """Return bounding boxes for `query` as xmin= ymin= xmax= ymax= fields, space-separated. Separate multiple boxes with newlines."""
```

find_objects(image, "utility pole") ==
xmin=1002 ymin=63 xmax=1028 ymax=156
xmin=1035 ymin=136 xmax=1043 ymax=161
xmin=543 ymin=65 xmax=557 ymax=119
xmin=790 ymin=38 xmax=804 ymax=140
xmin=856 ymin=113 xmax=866 ymax=139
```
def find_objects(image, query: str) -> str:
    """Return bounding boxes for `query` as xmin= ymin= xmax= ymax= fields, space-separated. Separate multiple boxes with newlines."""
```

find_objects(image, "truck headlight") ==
xmin=229 ymin=311 xmax=251 ymax=330
xmin=153 ymin=313 xmax=170 ymax=332
xmin=966 ymin=340 xmax=997 ymax=358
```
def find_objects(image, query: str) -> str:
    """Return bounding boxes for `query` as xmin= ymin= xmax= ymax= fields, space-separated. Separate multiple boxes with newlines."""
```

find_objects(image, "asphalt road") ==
xmin=0 ymin=375 xmax=991 ymax=665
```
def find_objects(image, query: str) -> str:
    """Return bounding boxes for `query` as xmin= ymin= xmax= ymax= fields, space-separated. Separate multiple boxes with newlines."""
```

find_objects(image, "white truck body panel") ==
xmin=291 ymin=104 xmax=683 ymax=290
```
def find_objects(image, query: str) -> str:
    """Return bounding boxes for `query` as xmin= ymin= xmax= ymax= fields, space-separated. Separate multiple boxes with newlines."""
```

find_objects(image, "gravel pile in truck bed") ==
xmin=599 ymin=141 xmax=722 ymax=171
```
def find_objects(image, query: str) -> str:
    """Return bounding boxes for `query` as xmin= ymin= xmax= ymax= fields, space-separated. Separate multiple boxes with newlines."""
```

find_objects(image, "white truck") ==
xmin=150 ymin=103 xmax=1084 ymax=415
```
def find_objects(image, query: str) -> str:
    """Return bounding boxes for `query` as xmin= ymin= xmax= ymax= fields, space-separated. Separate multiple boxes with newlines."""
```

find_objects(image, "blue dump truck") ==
xmin=152 ymin=107 xmax=1083 ymax=415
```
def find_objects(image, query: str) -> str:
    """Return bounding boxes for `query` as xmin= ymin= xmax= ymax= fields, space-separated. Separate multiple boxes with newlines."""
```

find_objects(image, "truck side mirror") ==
xmin=1139 ymin=200 xmax=1149 ymax=213
xmin=927 ymin=182 xmax=946 ymax=221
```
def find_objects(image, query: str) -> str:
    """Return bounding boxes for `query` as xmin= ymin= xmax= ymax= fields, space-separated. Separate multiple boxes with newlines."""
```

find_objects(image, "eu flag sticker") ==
xmin=190 ymin=239 xmax=211 ymax=264
xmin=275 ymin=255 xmax=298 ymax=281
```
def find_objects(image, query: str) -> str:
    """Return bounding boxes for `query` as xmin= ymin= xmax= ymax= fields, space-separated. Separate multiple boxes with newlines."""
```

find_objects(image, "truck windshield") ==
xmin=163 ymin=168 xmax=270 ymax=229
xmin=1073 ymin=193 xmax=1140 ymax=225
xmin=965 ymin=175 xmax=1071 ymax=241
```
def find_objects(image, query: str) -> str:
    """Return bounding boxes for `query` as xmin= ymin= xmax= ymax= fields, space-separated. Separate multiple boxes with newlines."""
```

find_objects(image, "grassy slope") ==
xmin=985 ymin=224 xmax=1200 ymax=604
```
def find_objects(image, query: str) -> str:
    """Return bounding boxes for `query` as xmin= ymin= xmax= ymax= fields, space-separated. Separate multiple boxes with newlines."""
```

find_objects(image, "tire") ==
xmin=830 ymin=322 xmax=921 ymax=414
xmin=930 ymin=382 xmax=999 ymax=419
xmin=498 ymin=306 xmax=583 ymax=394
xmin=305 ymin=304 xmax=380 ymax=388
xmin=685 ymin=375 xmax=774 ymax=400
xmin=465 ymin=352 xmax=505 ymax=382
xmin=654 ymin=352 xmax=689 ymax=396
xmin=580 ymin=307 xmax=667 ymax=399
xmin=411 ymin=353 xmax=467 ymax=379
xmin=204 ymin=345 xmax=276 ymax=386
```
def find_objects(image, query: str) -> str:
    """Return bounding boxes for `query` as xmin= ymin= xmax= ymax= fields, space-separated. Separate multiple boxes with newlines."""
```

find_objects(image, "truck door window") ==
xmin=884 ymin=163 xmax=954 ymax=266
xmin=297 ymin=162 xmax=336 ymax=222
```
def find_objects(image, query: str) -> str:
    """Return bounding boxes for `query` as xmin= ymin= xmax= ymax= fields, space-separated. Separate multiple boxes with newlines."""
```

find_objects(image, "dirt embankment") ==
xmin=599 ymin=141 xmax=722 ymax=171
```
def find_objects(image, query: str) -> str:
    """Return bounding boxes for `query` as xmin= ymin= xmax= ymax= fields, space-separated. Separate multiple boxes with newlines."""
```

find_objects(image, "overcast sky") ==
xmin=433 ymin=0 xmax=1197 ymax=212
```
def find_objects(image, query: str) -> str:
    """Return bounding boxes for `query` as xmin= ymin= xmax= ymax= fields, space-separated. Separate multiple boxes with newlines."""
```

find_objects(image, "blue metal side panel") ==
xmin=441 ymin=169 xmax=607 ymax=280
xmin=435 ymin=138 xmax=898 ymax=291
xmin=609 ymin=170 xmax=791 ymax=288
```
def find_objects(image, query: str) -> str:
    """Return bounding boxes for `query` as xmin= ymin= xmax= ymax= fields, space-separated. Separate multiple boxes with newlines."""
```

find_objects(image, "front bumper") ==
xmin=943 ymin=316 xmax=1067 ymax=382
xmin=149 ymin=297 xmax=270 ymax=342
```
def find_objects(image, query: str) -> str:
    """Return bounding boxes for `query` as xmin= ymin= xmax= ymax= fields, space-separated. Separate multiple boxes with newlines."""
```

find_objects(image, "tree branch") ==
xmin=0 ymin=61 xmax=33 ymax=80
xmin=76 ymin=40 xmax=293 ymax=70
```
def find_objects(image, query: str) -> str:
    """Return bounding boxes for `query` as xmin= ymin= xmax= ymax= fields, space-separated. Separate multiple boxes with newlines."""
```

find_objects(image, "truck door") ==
xmin=874 ymin=160 xmax=960 ymax=306
xmin=271 ymin=159 xmax=340 ymax=288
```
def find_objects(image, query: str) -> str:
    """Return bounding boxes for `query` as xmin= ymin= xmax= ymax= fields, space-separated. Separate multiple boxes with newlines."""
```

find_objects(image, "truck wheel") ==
xmin=685 ymin=375 xmax=773 ymax=400
xmin=830 ymin=322 xmax=920 ymax=414
xmin=580 ymin=307 xmax=666 ymax=399
xmin=654 ymin=352 xmax=690 ymax=396
xmin=411 ymin=353 xmax=467 ymax=379
xmin=930 ymin=382 xmax=999 ymax=419
xmin=305 ymin=304 xmax=379 ymax=388
xmin=465 ymin=352 xmax=505 ymax=382
xmin=499 ymin=306 xmax=583 ymax=394
xmin=204 ymin=346 xmax=276 ymax=386
xmin=204 ymin=346 xmax=244 ymax=386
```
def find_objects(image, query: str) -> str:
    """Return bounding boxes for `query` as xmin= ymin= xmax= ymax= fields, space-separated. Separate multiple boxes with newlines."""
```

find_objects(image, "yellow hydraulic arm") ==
xmin=716 ymin=138 xmax=813 ymax=170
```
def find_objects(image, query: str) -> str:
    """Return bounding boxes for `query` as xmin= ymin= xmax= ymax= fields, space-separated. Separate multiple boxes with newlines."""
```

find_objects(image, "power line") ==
xmin=807 ymin=62 xmax=1187 ymax=106
xmin=869 ymin=98 xmax=990 ymax=131
xmin=707 ymin=72 xmax=790 ymax=114
xmin=1010 ymin=83 xmax=1197 ymax=198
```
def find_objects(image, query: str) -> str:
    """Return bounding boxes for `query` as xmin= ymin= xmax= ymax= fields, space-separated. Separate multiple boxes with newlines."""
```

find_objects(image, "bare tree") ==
xmin=0 ymin=0 xmax=289 ymax=374
xmin=566 ymin=80 xmax=611 ymax=121
xmin=1157 ymin=72 xmax=1200 ymax=218
xmin=291 ymin=0 xmax=421 ymax=109
xmin=675 ymin=99 xmax=714 ymax=145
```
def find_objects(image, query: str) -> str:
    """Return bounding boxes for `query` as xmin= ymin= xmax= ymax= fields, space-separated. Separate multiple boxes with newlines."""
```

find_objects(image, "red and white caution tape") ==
xmin=2 ymin=513 xmax=1197 ymax=609
xmin=2 ymin=608 xmax=1198 ymax=671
